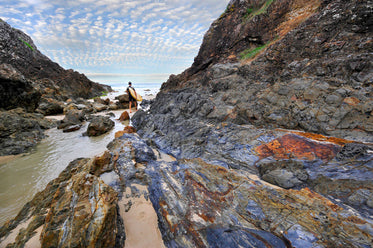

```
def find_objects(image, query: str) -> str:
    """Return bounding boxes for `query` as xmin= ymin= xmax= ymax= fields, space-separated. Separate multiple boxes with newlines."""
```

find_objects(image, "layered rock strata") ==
xmin=1 ymin=132 xmax=372 ymax=247
xmin=1 ymin=0 xmax=372 ymax=247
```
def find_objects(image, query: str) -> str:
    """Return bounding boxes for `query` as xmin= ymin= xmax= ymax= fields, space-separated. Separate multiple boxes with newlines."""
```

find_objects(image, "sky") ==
xmin=0 ymin=0 xmax=230 ymax=88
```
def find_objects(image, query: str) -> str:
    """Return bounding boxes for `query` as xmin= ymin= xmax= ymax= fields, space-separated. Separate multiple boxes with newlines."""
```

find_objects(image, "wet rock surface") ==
xmin=1 ymin=0 xmax=373 ymax=247
xmin=0 ymin=108 xmax=56 ymax=156
xmin=2 ymin=132 xmax=372 ymax=247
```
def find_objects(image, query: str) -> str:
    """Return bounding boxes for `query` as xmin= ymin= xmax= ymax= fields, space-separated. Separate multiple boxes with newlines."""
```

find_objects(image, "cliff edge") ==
xmin=157 ymin=0 xmax=372 ymax=140
xmin=0 ymin=19 xmax=111 ymax=111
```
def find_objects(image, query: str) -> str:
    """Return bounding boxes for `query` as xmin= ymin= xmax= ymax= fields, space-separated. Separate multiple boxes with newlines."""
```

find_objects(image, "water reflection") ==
xmin=0 ymin=111 xmax=127 ymax=226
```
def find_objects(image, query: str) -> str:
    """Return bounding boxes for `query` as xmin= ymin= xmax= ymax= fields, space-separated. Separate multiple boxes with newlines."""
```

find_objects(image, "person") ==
xmin=126 ymin=81 xmax=137 ymax=113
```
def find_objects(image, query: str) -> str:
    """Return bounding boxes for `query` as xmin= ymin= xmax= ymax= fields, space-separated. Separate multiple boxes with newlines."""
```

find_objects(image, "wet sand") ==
xmin=119 ymin=184 xmax=166 ymax=248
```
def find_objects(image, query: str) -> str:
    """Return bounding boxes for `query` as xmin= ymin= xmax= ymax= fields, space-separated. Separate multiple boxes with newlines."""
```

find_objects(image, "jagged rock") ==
xmin=36 ymin=98 xmax=64 ymax=116
xmin=57 ymin=109 xmax=85 ymax=130
xmin=0 ymin=64 xmax=40 ymax=112
xmin=0 ymin=157 xmax=124 ymax=247
xmin=157 ymin=0 xmax=372 ymax=141
xmin=0 ymin=19 xmax=111 ymax=100
xmin=1 ymin=129 xmax=372 ymax=247
xmin=0 ymin=108 xmax=56 ymax=155
xmin=85 ymin=116 xmax=114 ymax=136
xmin=93 ymin=103 xmax=109 ymax=112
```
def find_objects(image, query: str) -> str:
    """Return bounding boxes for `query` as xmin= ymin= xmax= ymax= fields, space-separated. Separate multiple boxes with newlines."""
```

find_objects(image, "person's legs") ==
xmin=129 ymin=101 xmax=132 ymax=113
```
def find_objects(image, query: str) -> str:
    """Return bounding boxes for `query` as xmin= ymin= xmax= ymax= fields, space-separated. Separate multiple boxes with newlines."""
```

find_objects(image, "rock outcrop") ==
xmin=0 ymin=19 xmax=113 ymax=155
xmin=160 ymin=0 xmax=372 ymax=140
xmin=0 ymin=108 xmax=56 ymax=156
xmin=0 ymin=19 xmax=111 ymax=101
xmin=0 ymin=64 xmax=41 ymax=112
xmin=1 ymin=132 xmax=372 ymax=247
xmin=1 ymin=0 xmax=372 ymax=247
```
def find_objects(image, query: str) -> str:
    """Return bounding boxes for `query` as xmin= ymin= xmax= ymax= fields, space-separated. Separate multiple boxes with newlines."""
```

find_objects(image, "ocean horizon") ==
xmin=111 ymin=82 xmax=161 ymax=98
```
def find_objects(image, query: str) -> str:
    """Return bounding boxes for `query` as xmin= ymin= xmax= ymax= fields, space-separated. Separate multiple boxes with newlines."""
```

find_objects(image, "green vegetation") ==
xmin=19 ymin=38 xmax=34 ymax=51
xmin=243 ymin=0 xmax=274 ymax=20
xmin=243 ymin=8 xmax=254 ymax=19
xmin=240 ymin=42 xmax=270 ymax=60
xmin=92 ymin=91 xmax=109 ymax=99
xmin=220 ymin=3 xmax=235 ymax=18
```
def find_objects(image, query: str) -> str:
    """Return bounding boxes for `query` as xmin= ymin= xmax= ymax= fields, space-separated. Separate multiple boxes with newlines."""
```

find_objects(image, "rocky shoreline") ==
xmin=1 ymin=0 xmax=372 ymax=247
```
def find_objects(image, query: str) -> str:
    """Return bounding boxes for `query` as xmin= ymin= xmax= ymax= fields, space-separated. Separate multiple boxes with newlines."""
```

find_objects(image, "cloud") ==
xmin=2 ymin=0 xmax=230 ymax=85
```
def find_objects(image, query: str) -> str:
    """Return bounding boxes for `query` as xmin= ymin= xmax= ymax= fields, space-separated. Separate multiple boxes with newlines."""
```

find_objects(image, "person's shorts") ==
xmin=128 ymin=94 xmax=136 ymax=102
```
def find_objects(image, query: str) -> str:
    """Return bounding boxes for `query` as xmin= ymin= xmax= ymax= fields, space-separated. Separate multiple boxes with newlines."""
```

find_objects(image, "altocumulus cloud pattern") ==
xmin=0 ymin=0 xmax=229 ymax=85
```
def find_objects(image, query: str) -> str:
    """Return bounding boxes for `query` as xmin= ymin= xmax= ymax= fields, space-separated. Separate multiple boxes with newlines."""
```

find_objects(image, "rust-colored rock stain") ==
xmin=256 ymin=134 xmax=342 ymax=161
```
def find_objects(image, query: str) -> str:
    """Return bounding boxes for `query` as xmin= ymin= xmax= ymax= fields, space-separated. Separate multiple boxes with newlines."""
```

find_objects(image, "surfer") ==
xmin=126 ymin=82 xmax=138 ymax=113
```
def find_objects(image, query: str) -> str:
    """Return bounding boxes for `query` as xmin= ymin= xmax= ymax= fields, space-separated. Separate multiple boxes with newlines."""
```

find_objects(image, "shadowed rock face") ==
xmin=0 ymin=64 xmax=41 ymax=112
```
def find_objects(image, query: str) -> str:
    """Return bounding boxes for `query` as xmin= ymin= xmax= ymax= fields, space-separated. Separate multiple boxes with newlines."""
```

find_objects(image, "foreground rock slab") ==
xmin=1 ymin=130 xmax=371 ymax=247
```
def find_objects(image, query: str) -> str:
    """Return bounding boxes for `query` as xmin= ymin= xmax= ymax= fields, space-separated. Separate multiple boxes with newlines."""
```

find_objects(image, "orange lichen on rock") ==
xmin=115 ymin=126 xmax=137 ymax=138
xmin=119 ymin=111 xmax=130 ymax=121
xmin=255 ymin=134 xmax=341 ymax=161
xmin=275 ymin=0 xmax=321 ymax=37
xmin=343 ymin=97 xmax=360 ymax=106
xmin=289 ymin=131 xmax=354 ymax=146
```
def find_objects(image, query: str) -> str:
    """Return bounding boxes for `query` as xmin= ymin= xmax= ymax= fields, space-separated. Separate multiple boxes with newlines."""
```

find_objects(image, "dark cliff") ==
xmin=0 ymin=19 xmax=111 ymax=111
xmin=158 ymin=0 xmax=372 ymax=140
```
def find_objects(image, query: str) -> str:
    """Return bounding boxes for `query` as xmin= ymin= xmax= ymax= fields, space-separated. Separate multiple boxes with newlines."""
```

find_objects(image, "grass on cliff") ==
xmin=244 ymin=0 xmax=274 ymax=20
xmin=240 ymin=42 xmax=270 ymax=60
xmin=92 ymin=91 xmax=109 ymax=99
xmin=19 ymin=38 xmax=34 ymax=51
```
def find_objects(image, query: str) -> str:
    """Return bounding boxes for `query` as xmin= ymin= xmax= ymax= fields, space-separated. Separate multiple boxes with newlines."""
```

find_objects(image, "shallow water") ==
xmin=0 ymin=110 xmax=128 ymax=226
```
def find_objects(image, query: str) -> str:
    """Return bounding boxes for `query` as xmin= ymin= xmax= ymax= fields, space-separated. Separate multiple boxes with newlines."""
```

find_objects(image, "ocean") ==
xmin=110 ymin=82 xmax=161 ymax=99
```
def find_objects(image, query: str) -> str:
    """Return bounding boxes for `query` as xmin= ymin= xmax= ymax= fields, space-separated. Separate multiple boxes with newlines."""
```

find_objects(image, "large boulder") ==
xmin=119 ymin=111 xmax=130 ymax=121
xmin=85 ymin=116 xmax=114 ymax=136
xmin=36 ymin=98 xmax=64 ymax=116
xmin=58 ymin=109 xmax=85 ymax=130
xmin=115 ymin=94 xmax=130 ymax=109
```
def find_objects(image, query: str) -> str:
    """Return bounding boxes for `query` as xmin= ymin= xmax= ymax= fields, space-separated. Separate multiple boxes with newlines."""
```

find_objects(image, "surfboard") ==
xmin=128 ymin=87 xmax=142 ymax=101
